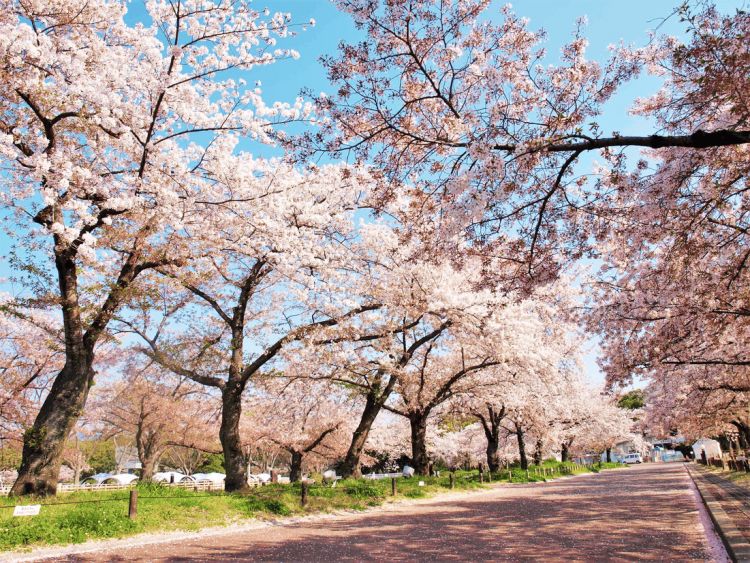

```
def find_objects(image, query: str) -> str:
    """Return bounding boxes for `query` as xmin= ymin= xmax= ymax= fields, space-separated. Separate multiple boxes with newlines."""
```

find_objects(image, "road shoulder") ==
xmin=687 ymin=464 xmax=750 ymax=562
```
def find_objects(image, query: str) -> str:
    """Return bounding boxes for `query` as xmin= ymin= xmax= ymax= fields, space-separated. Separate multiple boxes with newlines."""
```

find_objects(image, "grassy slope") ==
xmin=0 ymin=462 xmax=624 ymax=551
xmin=700 ymin=465 xmax=750 ymax=488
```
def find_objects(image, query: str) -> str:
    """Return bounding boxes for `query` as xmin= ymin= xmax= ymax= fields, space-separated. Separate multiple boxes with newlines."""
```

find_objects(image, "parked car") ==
xmin=622 ymin=453 xmax=643 ymax=464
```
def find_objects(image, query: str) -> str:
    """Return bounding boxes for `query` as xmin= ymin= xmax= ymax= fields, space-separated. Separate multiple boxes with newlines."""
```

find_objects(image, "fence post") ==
xmin=450 ymin=472 xmax=455 ymax=489
xmin=391 ymin=477 xmax=397 ymax=496
xmin=128 ymin=489 xmax=138 ymax=520
xmin=300 ymin=482 xmax=308 ymax=507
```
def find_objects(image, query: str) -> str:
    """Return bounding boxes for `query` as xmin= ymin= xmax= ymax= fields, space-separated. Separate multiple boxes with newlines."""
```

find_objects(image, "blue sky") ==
xmin=2 ymin=0 xmax=745 ymax=386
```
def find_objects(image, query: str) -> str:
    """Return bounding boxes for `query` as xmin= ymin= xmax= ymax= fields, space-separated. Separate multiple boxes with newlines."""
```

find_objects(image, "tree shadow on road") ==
xmin=71 ymin=465 xmax=710 ymax=562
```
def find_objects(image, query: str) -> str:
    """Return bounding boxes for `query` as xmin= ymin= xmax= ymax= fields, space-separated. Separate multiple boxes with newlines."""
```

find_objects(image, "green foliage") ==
xmin=343 ymin=480 xmax=383 ymax=499
xmin=0 ymin=446 xmax=22 ymax=471
xmin=80 ymin=440 xmax=116 ymax=475
xmin=243 ymin=497 xmax=291 ymax=516
xmin=195 ymin=453 xmax=225 ymax=473
xmin=591 ymin=461 xmax=624 ymax=472
xmin=617 ymin=389 xmax=645 ymax=410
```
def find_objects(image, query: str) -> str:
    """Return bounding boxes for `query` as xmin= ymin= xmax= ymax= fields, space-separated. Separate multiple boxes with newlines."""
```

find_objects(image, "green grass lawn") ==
xmin=0 ymin=461 xmax=623 ymax=552
xmin=700 ymin=464 xmax=750 ymax=488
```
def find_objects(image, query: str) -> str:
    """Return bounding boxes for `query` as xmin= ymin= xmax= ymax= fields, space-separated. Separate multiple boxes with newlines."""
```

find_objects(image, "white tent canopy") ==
xmin=153 ymin=471 xmax=192 ymax=483
xmin=102 ymin=473 xmax=139 ymax=485
xmin=192 ymin=472 xmax=225 ymax=485
xmin=82 ymin=472 xmax=112 ymax=485
xmin=692 ymin=438 xmax=722 ymax=460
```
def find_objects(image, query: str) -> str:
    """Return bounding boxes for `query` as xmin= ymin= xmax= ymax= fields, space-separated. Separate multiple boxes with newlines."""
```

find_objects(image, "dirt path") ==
xmin=35 ymin=464 xmax=725 ymax=562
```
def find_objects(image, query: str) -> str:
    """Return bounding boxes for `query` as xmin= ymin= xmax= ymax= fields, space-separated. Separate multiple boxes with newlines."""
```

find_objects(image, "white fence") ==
xmin=363 ymin=472 xmax=402 ymax=480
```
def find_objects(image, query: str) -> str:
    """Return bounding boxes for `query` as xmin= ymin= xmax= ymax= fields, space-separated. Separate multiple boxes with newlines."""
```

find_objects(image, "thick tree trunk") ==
xmin=340 ymin=380 xmax=394 ymax=478
xmin=410 ymin=413 xmax=429 ymax=476
xmin=515 ymin=426 xmax=528 ymax=470
xmin=12 ymin=251 xmax=95 ymax=496
xmin=12 ymin=238 xmax=145 ymax=495
xmin=481 ymin=418 xmax=501 ymax=472
xmin=11 ymin=362 xmax=93 ymax=496
xmin=140 ymin=452 xmax=159 ymax=482
xmin=486 ymin=437 xmax=501 ymax=473
xmin=289 ymin=451 xmax=303 ymax=483
xmin=220 ymin=384 xmax=247 ymax=492
xmin=533 ymin=438 xmax=543 ymax=466
xmin=731 ymin=420 xmax=750 ymax=451
xmin=478 ymin=405 xmax=505 ymax=473
xmin=561 ymin=442 xmax=570 ymax=462
xmin=606 ymin=448 xmax=612 ymax=463
xmin=136 ymin=417 xmax=162 ymax=482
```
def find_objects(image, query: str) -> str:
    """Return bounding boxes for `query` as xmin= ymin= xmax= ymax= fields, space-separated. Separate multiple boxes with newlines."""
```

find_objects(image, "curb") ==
xmin=687 ymin=465 xmax=750 ymax=562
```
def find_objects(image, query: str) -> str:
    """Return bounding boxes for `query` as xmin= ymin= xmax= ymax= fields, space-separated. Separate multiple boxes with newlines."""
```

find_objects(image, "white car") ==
xmin=622 ymin=453 xmax=643 ymax=464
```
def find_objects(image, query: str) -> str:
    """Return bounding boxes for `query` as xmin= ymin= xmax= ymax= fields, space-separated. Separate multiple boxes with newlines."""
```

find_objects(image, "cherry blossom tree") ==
xmin=428 ymin=422 xmax=486 ymax=470
xmin=444 ymin=279 xmax=585 ymax=470
xmin=91 ymin=375 xmax=215 ymax=481
xmin=589 ymin=5 xmax=750 ymax=448
xmin=381 ymin=294 xmax=563 ymax=475
xmin=0 ymin=0 xmax=310 ymax=495
xmin=307 ymin=1 xmax=748 ymax=287
xmin=311 ymin=230 xmax=511 ymax=476
xmin=246 ymin=376 xmax=356 ymax=482
xmin=643 ymin=368 xmax=750 ymax=449
xmin=119 ymin=160 xmax=379 ymax=491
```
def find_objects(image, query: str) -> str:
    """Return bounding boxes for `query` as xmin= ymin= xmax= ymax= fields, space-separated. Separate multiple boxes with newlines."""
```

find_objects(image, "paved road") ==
xmin=53 ymin=464 xmax=719 ymax=562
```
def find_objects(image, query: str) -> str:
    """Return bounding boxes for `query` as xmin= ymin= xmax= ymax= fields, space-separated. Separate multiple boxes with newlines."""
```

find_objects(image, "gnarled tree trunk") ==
xmin=12 ymin=225 xmax=155 ymax=496
xmin=486 ymin=436 xmax=500 ymax=473
xmin=515 ymin=424 xmax=528 ymax=470
xmin=340 ymin=377 xmax=396 ymax=478
xmin=533 ymin=438 xmax=543 ymax=466
xmin=140 ymin=451 xmax=160 ymax=482
xmin=289 ymin=451 xmax=303 ymax=483
xmin=11 ymin=361 xmax=93 ymax=496
xmin=12 ymin=254 xmax=94 ymax=496
xmin=220 ymin=383 xmax=248 ymax=492
xmin=561 ymin=440 xmax=572 ymax=462
xmin=731 ymin=419 xmax=750 ymax=451
xmin=409 ymin=413 xmax=429 ymax=475
xmin=478 ymin=405 xmax=505 ymax=473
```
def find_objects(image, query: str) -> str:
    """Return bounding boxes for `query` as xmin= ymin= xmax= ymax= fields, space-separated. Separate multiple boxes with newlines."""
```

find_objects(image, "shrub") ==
xmin=344 ymin=481 xmax=383 ymax=499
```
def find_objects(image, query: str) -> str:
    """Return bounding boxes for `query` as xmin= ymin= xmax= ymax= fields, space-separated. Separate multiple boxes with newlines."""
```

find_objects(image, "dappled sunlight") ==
xmin=62 ymin=465 xmax=711 ymax=562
